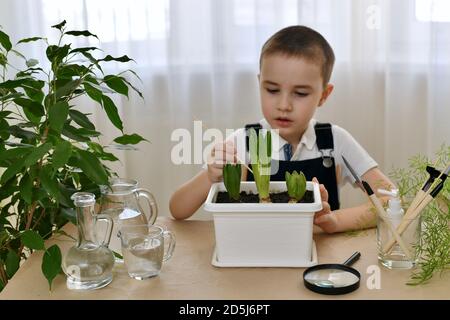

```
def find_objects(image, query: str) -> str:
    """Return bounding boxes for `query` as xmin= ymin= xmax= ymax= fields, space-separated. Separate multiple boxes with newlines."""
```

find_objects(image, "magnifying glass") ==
xmin=303 ymin=252 xmax=361 ymax=295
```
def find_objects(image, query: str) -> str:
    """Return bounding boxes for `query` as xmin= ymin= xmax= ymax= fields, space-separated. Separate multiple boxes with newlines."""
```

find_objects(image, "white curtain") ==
xmin=1 ymin=0 xmax=449 ymax=219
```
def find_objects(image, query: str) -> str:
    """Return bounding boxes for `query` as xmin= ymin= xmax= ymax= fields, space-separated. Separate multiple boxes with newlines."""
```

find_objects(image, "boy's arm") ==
xmin=315 ymin=167 xmax=395 ymax=233
xmin=170 ymin=140 xmax=239 ymax=220
xmin=169 ymin=170 xmax=213 ymax=220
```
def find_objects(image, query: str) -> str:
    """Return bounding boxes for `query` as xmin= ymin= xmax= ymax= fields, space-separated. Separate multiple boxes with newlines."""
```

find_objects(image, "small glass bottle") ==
xmin=62 ymin=192 xmax=115 ymax=290
xmin=376 ymin=189 xmax=421 ymax=269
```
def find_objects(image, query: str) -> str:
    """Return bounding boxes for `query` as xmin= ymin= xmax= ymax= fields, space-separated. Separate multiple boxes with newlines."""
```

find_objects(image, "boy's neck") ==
xmin=280 ymin=126 xmax=308 ymax=148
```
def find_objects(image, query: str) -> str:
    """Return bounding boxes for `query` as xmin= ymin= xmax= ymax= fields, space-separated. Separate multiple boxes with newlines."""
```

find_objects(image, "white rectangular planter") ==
xmin=204 ymin=181 xmax=322 ymax=267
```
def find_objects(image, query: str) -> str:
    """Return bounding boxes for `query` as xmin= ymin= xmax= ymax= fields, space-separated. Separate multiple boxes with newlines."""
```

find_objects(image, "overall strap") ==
xmin=314 ymin=122 xmax=334 ymax=168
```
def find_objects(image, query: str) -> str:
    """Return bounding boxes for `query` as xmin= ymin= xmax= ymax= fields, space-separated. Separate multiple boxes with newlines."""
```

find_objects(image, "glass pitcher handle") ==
xmin=95 ymin=214 xmax=114 ymax=247
xmin=135 ymin=188 xmax=158 ymax=225
xmin=162 ymin=230 xmax=176 ymax=262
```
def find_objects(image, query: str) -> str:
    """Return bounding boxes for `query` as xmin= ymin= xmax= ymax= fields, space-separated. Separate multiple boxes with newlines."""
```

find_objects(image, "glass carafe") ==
xmin=99 ymin=178 xmax=158 ymax=262
xmin=62 ymin=192 xmax=115 ymax=290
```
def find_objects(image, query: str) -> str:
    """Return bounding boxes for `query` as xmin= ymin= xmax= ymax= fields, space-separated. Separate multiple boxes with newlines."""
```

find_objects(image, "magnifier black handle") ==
xmin=343 ymin=252 xmax=361 ymax=266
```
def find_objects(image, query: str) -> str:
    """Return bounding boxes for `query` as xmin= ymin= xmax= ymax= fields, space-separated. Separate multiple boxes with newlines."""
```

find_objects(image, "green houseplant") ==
xmin=248 ymin=128 xmax=271 ymax=203
xmin=285 ymin=170 xmax=307 ymax=203
xmin=223 ymin=163 xmax=241 ymax=201
xmin=0 ymin=21 xmax=146 ymax=291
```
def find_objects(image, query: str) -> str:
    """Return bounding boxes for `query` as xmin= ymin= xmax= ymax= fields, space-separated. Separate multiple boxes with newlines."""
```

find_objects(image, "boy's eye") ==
xmin=295 ymin=92 xmax=308 ymax=97
xmin=266 ymin=88 xmax=279 ymax=94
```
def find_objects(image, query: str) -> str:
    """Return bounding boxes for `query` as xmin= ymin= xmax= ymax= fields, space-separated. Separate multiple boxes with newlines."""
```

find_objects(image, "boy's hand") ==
xmin=312 ymin=177 xmax=338 ymax=234
xmin=206 ymin=140 xmax=237 ymax=183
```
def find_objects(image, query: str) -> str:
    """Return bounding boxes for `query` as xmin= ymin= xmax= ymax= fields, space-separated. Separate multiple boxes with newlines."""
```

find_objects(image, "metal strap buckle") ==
xmin=320 ymin=149 xmax=334 ymax=168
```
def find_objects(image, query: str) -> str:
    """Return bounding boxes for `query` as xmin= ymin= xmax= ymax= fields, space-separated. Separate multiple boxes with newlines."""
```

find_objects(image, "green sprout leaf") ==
xmin=223 ymin=164 xmax=242 ymax=201
xmin=42 ymin=245 xmax=62 ymax=291
xmin=285 ymin=170 xmax=307 ymax=202
xmin=249 ymin=128 xmax=272 ymax=202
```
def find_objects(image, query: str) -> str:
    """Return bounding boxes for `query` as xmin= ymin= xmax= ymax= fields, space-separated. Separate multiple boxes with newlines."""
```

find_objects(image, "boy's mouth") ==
xmin=274 ymin=117 xmax=293 ymax=127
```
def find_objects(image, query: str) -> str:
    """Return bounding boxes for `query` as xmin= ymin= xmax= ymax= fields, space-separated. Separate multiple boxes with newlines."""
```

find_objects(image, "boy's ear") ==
xmin=318 ymin=84 xmax=334 ymax=107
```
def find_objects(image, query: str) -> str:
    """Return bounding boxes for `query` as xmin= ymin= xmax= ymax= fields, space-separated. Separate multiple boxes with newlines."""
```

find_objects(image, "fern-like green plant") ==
xmin=223 ymin=163 xmax=241 ymax=201
xmin=388 ymin=144 xmax=449 ymax=285
xmin=249 ymin=128 xmax=271 ymax=202
xmin=285 ymin=170 xmax=306 ymax=203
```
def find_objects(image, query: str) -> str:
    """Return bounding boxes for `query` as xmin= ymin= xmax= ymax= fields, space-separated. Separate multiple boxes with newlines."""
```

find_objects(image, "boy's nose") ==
xmin=277 ymin=95 xmax=292 ymax=112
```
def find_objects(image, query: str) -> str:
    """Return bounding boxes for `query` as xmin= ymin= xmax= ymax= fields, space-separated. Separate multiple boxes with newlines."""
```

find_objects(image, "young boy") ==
xmin=170 ymin=25 xmax=394 ymax=233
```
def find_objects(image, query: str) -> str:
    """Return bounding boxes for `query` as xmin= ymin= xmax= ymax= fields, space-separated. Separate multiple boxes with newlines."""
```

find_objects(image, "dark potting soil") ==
xmin=215 ymin=190 xmax=314 ymax=203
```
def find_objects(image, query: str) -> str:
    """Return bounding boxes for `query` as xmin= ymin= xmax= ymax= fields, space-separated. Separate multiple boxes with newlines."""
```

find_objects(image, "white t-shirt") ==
xmin=217 ymin=118 xmax=378 ymax=187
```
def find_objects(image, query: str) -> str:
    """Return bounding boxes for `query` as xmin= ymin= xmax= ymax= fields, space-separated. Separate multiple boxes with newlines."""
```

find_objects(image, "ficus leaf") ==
xmin=100 ymin=55 xmax=135 ymax=63
xmin=74 ymin=150 xmax=109 ymax=185
xmin=0 ymin=147 xmax=31 ymax=162
xmin=19 ymin=173 xmax=33 ymax=204
xmin=13 ymin=98 xmax=44 ymax=117
xmin=113 ymin=133 xmax=148 ymax=145
xmin=54 ymin=79 xmax=80 ymax=100
xmin=102 ymin=95 xmax=123 ymax=131
xmin=62 ymin=124 xmax=90 ymax=142
xmin=51 ymin=20 xmax=66 ymax=30
xmin=83 ymin=82 xmax=103 ymax=104
xmin=0 ymin=156 xmax=26 ymax=184
xmin=48 ymin=101 xmax=69 ymax=133
xmin=17 ymin=37 xmax=46 ymax=44
xmin=42 ymin=245 xmax=62 ymax=291
xmin=103 ymin=75 xmax=129 ymax=97
xmin=40 ymin=165 xmax=60 ymax=200
xmin=24 ymin=142 xmax=52 ymax=167
xmin=69 ymin=110 xmax=95 ymax=130
xmin=66 ymin=30 xmax=99 ymax=39
xmin=52 ymin=140 xmax=72 ymax=170
xmin=69 ymin=47 xmax=100 ymax=54
xmin=21 ymin=230 xmax=45 ymax=250
xmin=0 ymin=30 xmax=12 ymax=51
xmin=5 ymin=250 xmax=20 ymax=278
xmin=0 ymin=118 xmax=10 ymax=140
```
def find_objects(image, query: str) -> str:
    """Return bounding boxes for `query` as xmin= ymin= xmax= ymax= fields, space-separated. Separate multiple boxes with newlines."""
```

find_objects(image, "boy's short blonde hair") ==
xmin=260 ymin=25 xmax=335 ymax=87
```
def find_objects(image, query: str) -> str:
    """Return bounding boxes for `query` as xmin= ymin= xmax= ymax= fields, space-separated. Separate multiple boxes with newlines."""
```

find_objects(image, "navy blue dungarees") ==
xmin=245 ymin=122 xmax=340 ymax=210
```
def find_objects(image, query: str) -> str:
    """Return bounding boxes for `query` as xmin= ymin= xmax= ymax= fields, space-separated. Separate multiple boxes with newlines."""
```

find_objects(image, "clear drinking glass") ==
xmin=377 ymin=215 xmax=421 ymax=269
xmin=119 ymin=224 xmax=175 ymax=280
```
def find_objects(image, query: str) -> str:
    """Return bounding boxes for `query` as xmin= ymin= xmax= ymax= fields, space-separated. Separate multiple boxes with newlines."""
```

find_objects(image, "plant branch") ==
xmin=0 ymin=263 xmax=8 ymax=286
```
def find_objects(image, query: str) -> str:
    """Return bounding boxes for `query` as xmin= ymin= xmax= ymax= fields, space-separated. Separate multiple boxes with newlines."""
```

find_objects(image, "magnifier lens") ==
xmin=304 ymin=268 xmax=359 ymax=288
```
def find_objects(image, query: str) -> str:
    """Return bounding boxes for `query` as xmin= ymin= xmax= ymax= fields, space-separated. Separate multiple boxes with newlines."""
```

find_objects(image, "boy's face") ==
xmin=259 ymin=53 xmax=333 ymax=144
